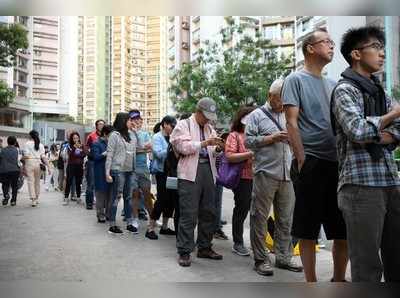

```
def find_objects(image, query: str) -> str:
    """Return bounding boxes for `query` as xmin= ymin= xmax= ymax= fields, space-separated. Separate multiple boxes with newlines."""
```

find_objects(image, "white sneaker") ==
xmin=132 ymin=219 xmax=140 ymax=229
xmin=62 ymin=198 xmax=69 ymax=206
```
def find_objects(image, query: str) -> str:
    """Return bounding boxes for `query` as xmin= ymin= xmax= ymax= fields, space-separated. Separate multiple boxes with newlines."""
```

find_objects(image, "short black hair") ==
xmin=302 ymin=28 xmax=328 ymax=56
xmin=161 ymin=115 xmax=177 ymax=128
xmin=7 ymin=136 xmax=17 ymax=146
xmin=100 ymin=125 xmax=113 ymax=137
xmin=341 ymin=26 xmax=385 ymax=66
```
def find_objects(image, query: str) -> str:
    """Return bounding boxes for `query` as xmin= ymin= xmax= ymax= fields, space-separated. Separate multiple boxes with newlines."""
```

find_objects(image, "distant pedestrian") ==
xmin=22 ymin=130 xmax=50 ymax=207
xmin=92 ymin=125 xmax=113 ymax=223
xmin=0 ymin=136 xmax=21 ymax=206
xmin=63 ymin=132 xmax=85 ymax=205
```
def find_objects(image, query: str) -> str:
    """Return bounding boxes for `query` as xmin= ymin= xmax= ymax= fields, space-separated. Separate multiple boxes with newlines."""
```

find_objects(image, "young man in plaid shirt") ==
xmin=332 ymin=26 xmax=400 ymax=282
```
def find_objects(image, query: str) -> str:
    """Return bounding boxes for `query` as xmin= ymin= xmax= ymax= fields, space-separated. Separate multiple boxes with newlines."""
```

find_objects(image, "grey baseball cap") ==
xmin=196 ymin=97 xmax=218 ymax=122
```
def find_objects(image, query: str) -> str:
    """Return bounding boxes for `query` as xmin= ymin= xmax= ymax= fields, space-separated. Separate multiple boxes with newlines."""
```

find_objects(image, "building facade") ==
xmin=77 ymin=16 xmax=111 ymax=126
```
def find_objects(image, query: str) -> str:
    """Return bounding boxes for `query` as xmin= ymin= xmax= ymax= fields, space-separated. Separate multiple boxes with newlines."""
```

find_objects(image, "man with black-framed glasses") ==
xmin=282 ymin=28 xmax=348 ymax=282
xmin=332 ymin=26 xmax=400 ymax=282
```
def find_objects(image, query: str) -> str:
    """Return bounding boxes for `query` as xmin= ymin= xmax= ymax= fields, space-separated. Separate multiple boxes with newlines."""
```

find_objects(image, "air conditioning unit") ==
xmin=182 ymin=42 xmax=189 ymax=50
xmin=181 ymin=21 xmax=189 ymax=30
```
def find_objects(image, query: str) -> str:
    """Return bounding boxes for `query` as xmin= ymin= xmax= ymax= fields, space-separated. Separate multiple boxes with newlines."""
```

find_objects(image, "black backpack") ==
xmin=57 ymin=142 xmax=68 ymax=170
xmin=163 ymin=119 xmax=190 ymax=177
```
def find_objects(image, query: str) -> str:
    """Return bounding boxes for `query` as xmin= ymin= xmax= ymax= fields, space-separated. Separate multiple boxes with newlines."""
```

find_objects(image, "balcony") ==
xmin=192 ymin=28 xmax=200 ymax=45
xmin=182 ymin=42 xmax=189 ymax=50
xmin=181 ymin=21 xmax=189 ymax=30
xmin=168 ymin=28 xmax=175 ymax=41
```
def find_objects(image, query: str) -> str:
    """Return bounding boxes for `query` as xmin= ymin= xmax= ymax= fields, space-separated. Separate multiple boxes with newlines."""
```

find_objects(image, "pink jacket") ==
xmin=170 ymin=115 xmax=218 ymax=183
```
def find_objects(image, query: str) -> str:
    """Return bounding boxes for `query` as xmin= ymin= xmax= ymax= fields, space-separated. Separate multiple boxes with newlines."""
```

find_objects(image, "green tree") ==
xmin=0 ymin=23 xmax=29 ymax=107
xmin=169 ymin=23 xmax=292 ymax=120
xmin=392 ymin=85 xmax=400 ymax=102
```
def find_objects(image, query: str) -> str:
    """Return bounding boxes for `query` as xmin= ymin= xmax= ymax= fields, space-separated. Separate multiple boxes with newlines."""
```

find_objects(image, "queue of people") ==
xmin=1 ymin=25 xmax=399 ymax=283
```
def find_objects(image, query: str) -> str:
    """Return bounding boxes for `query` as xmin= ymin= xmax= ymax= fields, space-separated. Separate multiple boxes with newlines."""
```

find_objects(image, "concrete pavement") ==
xmin=0 ymin=184 xmax=349 ymax=282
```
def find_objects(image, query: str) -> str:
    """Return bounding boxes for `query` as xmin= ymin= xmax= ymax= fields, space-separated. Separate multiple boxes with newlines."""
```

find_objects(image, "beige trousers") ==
xmin=25 ymin=159 xmax=41 ymax=200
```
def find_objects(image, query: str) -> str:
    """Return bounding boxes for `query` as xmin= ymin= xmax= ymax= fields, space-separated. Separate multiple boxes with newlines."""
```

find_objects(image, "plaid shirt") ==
xmin=332 ymin=82 xmax=400 ymax=191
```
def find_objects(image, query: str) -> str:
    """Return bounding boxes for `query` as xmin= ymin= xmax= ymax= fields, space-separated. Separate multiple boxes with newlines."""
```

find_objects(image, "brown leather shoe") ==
xmin=197 ymin=248 xmax=223 ymax=260
xmin=178 ymin=254 xmax=191 ymax=267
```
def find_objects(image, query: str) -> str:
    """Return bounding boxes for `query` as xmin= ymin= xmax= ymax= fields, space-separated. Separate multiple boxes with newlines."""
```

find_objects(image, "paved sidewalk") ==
xmin=0 ymin=186 xmax=349 ymax=282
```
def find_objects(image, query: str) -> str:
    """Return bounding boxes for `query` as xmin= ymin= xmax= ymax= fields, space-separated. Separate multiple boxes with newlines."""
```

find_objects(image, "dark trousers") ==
xmin=65 ymin=164 xmax=83 ymax=199
xmin=232 ymin=178 xmax=252 ymax=245
xmin=1 ymin=171 xmax=20 ymax=201
xmin=151 ymin=172 xmax=175 ymax=220
xmin=177 ymin=162 xmax=217 ymax=255
xmin=338 ymin=185 xmax=400 ymax=282
xmin=173 ymin=190 xmax=180 ymax=235
xmin=85 ymin=160 xmax=95 ymax=206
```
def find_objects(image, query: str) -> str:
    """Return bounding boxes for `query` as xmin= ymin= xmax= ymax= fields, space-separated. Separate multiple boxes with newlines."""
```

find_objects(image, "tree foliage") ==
xmin=0 ymin=22 xmax=29 ymax=107
xmin=169 ymin=24 xmax=292 ymax=120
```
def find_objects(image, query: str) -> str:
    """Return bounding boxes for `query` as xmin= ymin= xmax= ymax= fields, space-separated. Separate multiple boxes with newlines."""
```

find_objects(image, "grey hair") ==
xmin=269 ymin=78 xmax=285 ymax=95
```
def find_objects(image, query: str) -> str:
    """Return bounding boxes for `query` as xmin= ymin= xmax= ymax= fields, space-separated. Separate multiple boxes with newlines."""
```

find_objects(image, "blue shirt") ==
xmin=151 ymin=131 xmax=169 ymax=173
xmin=136 ymin=130 xmax=151 ymax=172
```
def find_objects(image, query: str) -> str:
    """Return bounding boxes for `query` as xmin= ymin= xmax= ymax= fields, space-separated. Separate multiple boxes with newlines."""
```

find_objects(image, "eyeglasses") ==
xmin=309 ymin=39 xmax=335 ymax=47
xmin=356 ymin=42 xmax=385 ymax=51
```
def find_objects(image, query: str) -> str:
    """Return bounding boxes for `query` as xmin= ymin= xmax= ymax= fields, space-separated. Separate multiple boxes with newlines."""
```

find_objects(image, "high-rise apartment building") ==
xmin=262 ymin=16 xmax=296 ymax=70
xmin=0 ymin=16 xmax=33 ymax=139
xmin=77 ymin=16 xmax=111 ymax=125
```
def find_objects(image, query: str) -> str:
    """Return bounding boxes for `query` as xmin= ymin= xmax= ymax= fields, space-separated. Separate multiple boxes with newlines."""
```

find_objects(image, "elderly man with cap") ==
xmin=170 ymin=97 xmax=225 ymax=267
xmin=245 ymin=79 xmax=303 ymax=276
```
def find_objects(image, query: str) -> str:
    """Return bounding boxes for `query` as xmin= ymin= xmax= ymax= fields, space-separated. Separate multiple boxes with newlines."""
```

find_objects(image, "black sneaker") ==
xmin=159 ymin=228 xmax=176 ymax=235
xmin=214 ymin=229 xmax=229 ymax=240
xmin=220 ymin=220 xmax=227 ymax=225
xmin=97 ymin=218 xmax=106 ymax=223
xmin=2 ymin=199 xmax=9 ymax=206
xmin=145 ymin=230 xmax=158 ymax=240
xmin=127 ymin=224 xmax=139 ymax=234
xmin=86 ymin=205 xmax=93 ymax=210
xmin=139 ymin=211 xmax=148 ymax=221
xmin=10 ymin=200 xmax=16 ymax=206
xmin=108 ymin=226 xmax=123 ymax=234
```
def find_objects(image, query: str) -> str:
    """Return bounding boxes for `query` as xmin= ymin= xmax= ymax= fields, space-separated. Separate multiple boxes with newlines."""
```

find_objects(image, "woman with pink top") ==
xmin=225 ymin=106 xmax=255 ymax=257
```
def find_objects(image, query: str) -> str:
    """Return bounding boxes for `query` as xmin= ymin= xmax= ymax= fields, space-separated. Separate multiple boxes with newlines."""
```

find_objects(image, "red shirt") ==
xmin=225 ymin=132 xmax=253 ymax=180
xmin=86 ymin=131 xmax=100 ymax=148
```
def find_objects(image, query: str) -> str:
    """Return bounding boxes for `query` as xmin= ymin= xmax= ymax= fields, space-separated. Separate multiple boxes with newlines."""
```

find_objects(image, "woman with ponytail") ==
xmin=22 ymin=130 xmax=49 ymax=207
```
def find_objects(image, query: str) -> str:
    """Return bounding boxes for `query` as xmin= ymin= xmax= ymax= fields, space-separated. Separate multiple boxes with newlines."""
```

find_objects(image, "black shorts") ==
xmin=290 ymin=155 xmax=347 ymax=241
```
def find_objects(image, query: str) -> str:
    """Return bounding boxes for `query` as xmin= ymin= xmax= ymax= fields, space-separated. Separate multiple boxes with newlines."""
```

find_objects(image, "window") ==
xmin=34 ymin=78 xmax=41 ymax=85
xmin=34 ymin=50 xmax=41 ymax=56
xmin=264 ymin=25 xmax=280 ymax=40
xmin=56 ymin=129 xmax=65 ymax=141
xmin=18 ymin=57 xmax=28 ymax=69
xmin=281 ymin=24 xmax=293 ymax=40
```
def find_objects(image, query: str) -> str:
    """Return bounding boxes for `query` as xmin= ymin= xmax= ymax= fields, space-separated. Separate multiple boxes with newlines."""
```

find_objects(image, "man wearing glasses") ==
xmin=282 ymin=28 xmax=348 ymax=282
xmin=332 ymin=26 xmax=400 ymax=282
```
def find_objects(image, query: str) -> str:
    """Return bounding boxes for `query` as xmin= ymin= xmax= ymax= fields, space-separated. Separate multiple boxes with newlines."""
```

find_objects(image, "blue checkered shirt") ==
xmin=332 ymin=82 xmax=400 ymax=191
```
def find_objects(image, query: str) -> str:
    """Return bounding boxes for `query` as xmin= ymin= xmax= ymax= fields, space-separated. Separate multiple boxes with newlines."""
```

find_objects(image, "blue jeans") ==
xmin=85 ymin=160 xmax=95 ymax=206
xmin=109 ymin=170 xmax=133 ymax=226
xmin=215 ymin=184 xmax=223 ymax=231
